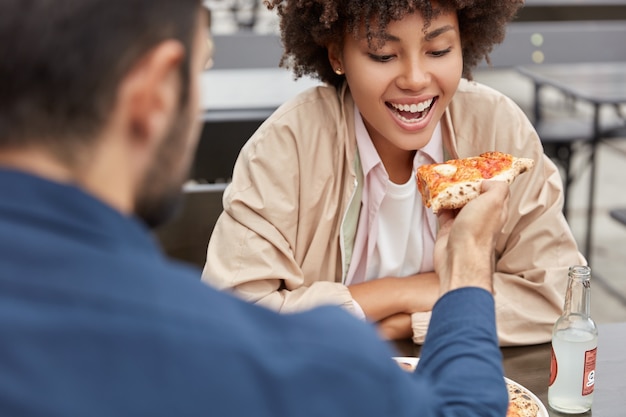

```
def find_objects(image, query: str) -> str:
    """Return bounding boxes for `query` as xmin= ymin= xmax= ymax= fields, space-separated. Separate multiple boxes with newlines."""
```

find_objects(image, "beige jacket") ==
xmin=203 ymin=79 xmax=585 ymax=346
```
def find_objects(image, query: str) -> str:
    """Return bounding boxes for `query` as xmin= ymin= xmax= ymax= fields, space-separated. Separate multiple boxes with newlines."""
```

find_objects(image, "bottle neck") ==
xmin=564 ymin=266 xmax=592 ymax=317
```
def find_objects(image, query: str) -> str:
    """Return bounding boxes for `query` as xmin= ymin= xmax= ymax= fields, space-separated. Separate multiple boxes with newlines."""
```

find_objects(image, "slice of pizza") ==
xmin=506 ymin=381 xmax=540 ymax=417
xmin=416 ymin=151 xmax=534 ymax=214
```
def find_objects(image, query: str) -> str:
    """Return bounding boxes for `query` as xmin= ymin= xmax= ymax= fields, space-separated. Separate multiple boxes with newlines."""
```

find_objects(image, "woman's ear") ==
xmin=327 ymin=43 xmax=344 ymax=75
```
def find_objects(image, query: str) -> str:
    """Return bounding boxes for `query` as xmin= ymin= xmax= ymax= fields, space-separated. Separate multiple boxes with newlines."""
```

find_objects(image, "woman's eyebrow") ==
xmin=424 ymin=25 xmax=455 ymax=41
xmin=376 ymin=24 xmax=456 ymax=43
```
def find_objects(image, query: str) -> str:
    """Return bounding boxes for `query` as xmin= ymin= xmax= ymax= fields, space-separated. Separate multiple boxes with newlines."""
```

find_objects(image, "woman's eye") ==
xmin=429 ymin=48 xmax=452 ymax=57
xmin=368 ymin=53 xmax=395 ymax=62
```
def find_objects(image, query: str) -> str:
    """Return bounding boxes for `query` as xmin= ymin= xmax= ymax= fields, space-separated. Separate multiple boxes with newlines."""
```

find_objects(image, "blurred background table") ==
xmin=516 ymin=62 xmax=626 ymax=264
xmin=200 ymin=68 xmax=320 ymax=122
xmin=393 ymin=321 xmax=626 ymax=416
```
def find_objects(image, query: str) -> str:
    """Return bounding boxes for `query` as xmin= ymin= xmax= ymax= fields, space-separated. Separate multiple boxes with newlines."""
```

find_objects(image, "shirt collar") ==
xmin=354 ymin=103 xmax=444 ymax=177
xmin=354 ymin=105 xmax=382 ymax=178
xmin=416 ymin=122 xmax=444 ymax=167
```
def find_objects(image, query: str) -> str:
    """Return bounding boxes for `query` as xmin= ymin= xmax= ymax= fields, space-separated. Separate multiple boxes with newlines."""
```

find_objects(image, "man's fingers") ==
xmin=480 ymin=180 xmax=510 ymax=219
xmin=436 ymin=181 xmax=509 ymax=237
xmin=480 ymin=180 xmax=509 ymax=199
xmin=436 ymin=209 xmax=454 ymax=227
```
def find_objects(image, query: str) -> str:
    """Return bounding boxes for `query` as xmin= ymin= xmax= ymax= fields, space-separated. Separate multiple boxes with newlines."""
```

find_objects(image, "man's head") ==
xmin=0 ymin=0 xmax=210 ymax=227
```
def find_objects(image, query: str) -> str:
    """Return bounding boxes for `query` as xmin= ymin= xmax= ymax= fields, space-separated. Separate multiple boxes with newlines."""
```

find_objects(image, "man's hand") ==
xmin=434 ymin=181 xmax=510 ymax=295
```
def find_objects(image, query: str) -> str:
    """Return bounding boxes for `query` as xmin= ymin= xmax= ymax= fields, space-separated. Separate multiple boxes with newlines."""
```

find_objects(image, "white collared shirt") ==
xmin=346 ymin=105 xmax=443 ymax=290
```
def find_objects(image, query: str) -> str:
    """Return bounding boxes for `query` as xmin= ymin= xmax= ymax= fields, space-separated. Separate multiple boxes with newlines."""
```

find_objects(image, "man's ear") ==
xmin=116 ymin=40 xmax=186 ymax=146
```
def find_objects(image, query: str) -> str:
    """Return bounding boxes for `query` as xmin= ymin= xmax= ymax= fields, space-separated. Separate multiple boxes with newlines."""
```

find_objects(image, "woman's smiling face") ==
xmin=329 ymin=8 xmax=463 ymax=164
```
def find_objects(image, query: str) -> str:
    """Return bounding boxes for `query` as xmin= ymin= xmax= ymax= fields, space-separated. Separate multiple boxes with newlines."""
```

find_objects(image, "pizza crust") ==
xmin=428 ymin=180 xmax=482 ymax=214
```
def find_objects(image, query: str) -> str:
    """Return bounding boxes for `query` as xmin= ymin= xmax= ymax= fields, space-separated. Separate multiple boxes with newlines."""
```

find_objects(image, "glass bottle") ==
xmin=548 ymin=265 xmax=598 ymax=414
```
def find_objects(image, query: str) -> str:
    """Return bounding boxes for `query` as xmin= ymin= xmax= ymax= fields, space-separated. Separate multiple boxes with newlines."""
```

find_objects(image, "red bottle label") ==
xmin=549 ymin=346 xmax=558 ymax=386
xmin=582 ymin=347 xmax=597 ymax=396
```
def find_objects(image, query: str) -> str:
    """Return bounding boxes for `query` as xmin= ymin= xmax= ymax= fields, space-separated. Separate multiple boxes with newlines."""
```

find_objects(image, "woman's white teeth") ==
xmin=391 ymin=98 xmax=433 ymax=113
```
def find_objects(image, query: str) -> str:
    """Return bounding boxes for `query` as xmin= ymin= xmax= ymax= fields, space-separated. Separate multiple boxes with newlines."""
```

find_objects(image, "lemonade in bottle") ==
xmin=548 ymin=265 xmax=598 ymax=414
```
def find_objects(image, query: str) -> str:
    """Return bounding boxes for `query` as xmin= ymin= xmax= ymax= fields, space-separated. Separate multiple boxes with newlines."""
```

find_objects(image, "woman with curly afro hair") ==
xmin=203 ymin=0 xmax=585 ymax=345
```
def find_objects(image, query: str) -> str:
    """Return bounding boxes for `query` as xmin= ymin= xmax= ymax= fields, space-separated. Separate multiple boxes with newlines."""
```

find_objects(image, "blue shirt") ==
xmin=0 ymin=168 xmax=507 ymax=417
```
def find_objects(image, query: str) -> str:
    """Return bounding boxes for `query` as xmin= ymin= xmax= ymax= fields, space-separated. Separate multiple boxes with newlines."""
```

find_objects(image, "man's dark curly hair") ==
xmin=265 ymin=0 xmax=524 ymax=88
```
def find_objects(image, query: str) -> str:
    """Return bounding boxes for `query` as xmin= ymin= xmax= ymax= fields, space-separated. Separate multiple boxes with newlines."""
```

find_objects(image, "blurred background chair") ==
xmin=610 ymin=208 xmax=626 ymax=228
xmin=191 ymin=118 xmax=262 ymax=184
xmin=153 ymin=183 xmax=227 ymax=269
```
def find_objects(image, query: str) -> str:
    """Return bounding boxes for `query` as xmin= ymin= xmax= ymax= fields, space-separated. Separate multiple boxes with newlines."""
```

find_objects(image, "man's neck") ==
xmin=0 ymin=147 xmax=134 ymax=216
xmin=0 ymin=148 xmax=76 ymax=183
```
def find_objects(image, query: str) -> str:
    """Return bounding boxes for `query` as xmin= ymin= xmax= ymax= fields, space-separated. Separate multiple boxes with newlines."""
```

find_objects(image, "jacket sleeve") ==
xmin=233 ymin=288 xmax=508 ymax=417
xmin=410 ymin=288 xmax=508 ymax=417
xmin=439 ymin=86 xmax=586 ymax=346
xmin=488 ymin=95 xmax=586 ymax=345
xmin=492 ymin=151 xmax=585 ymax=345
xmin=201 ymin=109 xmax=357 ymax=315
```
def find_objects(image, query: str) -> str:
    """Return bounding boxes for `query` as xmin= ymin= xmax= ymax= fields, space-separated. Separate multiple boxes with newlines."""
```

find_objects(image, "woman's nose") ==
xmin=396 ymin=59 xmax=431 ymax=91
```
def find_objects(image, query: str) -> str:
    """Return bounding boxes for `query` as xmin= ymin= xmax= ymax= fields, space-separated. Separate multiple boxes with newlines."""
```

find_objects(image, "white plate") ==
xmin=392 ymin=356 xmax=419 ymax=372
xmin=392 ymin=357 xmax=548 ymax=417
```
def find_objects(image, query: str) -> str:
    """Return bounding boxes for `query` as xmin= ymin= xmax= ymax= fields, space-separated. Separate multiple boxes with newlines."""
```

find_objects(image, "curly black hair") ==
xmin=265 ymin=0 xmax=524 ymax=87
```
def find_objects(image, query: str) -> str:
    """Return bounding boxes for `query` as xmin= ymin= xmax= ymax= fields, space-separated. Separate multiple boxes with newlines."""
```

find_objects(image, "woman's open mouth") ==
xmin=386 ymin=97 xmax=436 ymax=123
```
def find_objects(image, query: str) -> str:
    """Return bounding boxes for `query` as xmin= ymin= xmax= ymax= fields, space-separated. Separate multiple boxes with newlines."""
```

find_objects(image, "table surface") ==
xmin=202 ymin=63 xmax=626 ymax=107
xmin=517 ymin=62 xmax=626 ymax=105
xmin=393 ymin=321 xmax=626 ymax=416
xmin=200 ymin=64 xmax=626 ymax=118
